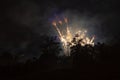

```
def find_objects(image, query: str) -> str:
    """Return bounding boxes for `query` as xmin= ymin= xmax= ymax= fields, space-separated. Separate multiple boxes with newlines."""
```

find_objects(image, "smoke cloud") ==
xmin=0 ymin=0 xmax=119 ymax=60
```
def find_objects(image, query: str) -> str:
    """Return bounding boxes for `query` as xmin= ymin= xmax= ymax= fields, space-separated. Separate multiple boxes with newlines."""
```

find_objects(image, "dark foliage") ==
xmin=0 ymin=36 xmax=120 ymax=80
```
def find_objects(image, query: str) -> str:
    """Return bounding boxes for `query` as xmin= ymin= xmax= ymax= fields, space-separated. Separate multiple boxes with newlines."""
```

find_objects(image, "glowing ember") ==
xmin=52 ymin=17 xmax=94 ymax=56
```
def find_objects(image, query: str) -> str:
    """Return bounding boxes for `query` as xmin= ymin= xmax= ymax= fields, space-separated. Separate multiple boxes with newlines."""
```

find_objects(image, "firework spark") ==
xmin=52 ymin=17 xmax=94 ymax=56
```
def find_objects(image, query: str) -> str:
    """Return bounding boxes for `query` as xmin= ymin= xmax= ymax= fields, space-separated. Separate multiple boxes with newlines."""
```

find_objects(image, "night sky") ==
xmin=0 ymin=0 xmax=120 ymax=58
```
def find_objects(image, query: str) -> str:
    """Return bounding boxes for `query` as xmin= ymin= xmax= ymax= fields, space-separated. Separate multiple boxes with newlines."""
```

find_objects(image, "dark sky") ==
xmin=0 ymin=0 xmax=120 ymax=58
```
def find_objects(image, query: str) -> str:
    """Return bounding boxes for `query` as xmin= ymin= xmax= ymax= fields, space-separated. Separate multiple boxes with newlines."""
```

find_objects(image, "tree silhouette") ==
xmin=38 ymin=35 xmax=62 ymax=69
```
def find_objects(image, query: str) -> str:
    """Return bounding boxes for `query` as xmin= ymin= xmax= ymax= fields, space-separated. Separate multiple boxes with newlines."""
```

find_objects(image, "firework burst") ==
xmin=52 ymin=17 xmax=94 ymax=56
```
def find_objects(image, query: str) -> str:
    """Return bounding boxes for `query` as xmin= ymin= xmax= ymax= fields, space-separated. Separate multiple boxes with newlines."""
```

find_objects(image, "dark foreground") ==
xmin=0 ymin=43 xmax=120 ymax=80
xmin=0 ymin=64 xmax=119 ymax=80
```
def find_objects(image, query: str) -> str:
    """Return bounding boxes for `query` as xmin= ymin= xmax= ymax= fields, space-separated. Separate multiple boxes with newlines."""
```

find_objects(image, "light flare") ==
xmin=52 ymin=17 xmax=95 ymax=56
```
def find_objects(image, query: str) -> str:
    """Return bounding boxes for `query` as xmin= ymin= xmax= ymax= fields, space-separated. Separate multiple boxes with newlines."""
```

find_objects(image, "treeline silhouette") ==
xmin=0 ymin=35 xmax=120 ymax=80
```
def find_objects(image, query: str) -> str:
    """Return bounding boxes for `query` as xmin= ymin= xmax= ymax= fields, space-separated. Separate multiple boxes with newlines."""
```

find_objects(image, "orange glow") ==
xmin=52 ymin=17 xmax=94 ymax=56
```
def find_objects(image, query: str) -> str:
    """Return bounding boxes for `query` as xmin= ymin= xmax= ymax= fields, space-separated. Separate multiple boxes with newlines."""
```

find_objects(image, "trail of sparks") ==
xmin=52 ymin=17 xmax=94 ymax=56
